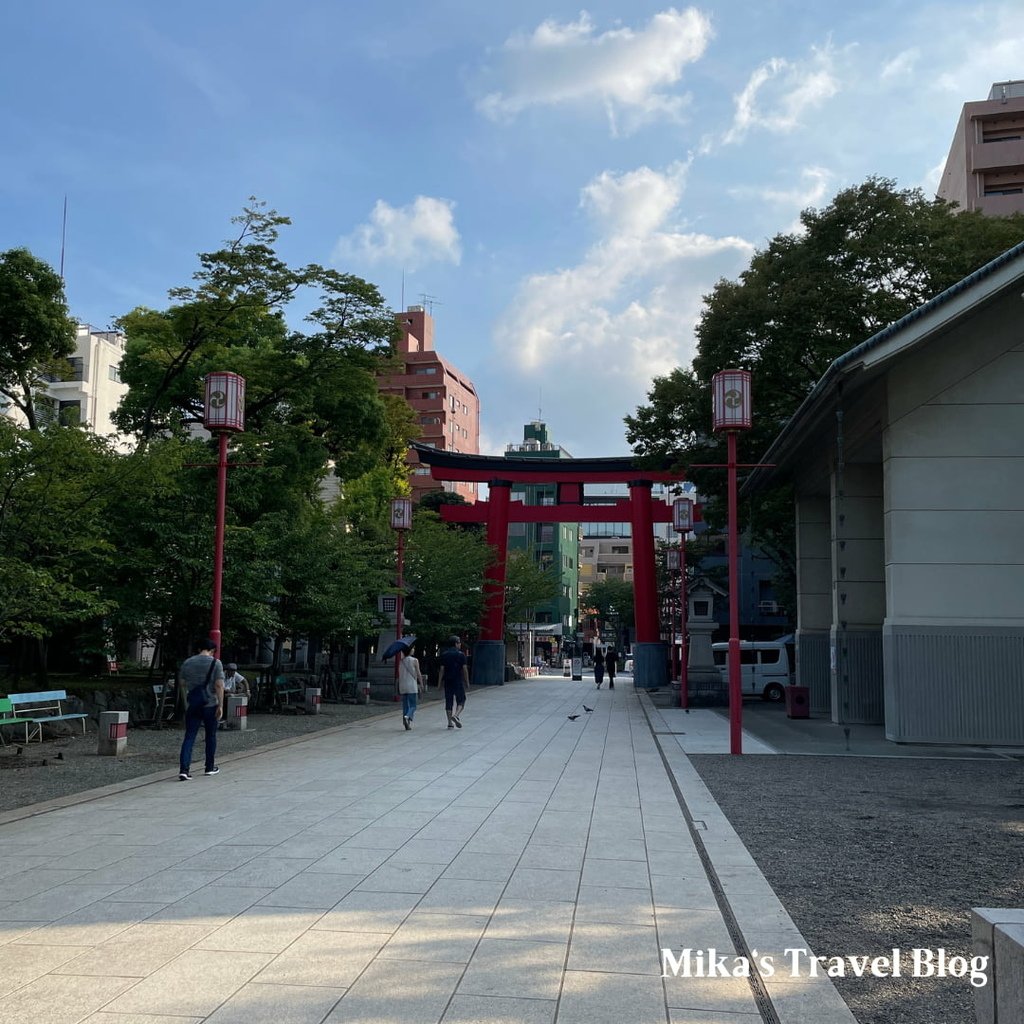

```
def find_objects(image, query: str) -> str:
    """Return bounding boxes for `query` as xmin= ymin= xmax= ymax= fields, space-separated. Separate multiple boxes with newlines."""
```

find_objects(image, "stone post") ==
xmin=226 ymin=694 xmax=248 ymax=731
xmin=304 ymin=687 xmax=322 ymax=715
xmin=98 ymin=711 xmax=128 ymax=756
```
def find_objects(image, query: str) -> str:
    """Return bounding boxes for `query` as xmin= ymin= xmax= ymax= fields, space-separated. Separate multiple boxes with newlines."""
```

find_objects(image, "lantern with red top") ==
xmin=711 ymin=368 xmax=751 ymax=754
xmin=203 ymin=372 xmax=246 ymax=433
xmin=390 ymin=497 xmax=414 ymax=700
xmin=672 ymin=496 xmax=694 ymax=532
xmin=390 ymin=497 xmax=413 ymax=531
xmin=672 ymin=496 xmax=694 ymax=710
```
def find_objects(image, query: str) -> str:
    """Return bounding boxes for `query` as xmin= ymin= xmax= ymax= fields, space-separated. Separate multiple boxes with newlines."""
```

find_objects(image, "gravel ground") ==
xmin=0 ymin=695 xmax=447 ymax=814
xmin=689 ymin=753 xmax=1024 ymax=1024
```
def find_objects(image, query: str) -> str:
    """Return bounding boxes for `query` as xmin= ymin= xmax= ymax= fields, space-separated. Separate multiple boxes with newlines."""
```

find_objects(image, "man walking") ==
xmin=178 ymin=638 xmax=225 ymax=780
xmin=605 ymin=648 xmax=618 ymax=690
xmin=437 ymin=635 xmax=469 ymax=729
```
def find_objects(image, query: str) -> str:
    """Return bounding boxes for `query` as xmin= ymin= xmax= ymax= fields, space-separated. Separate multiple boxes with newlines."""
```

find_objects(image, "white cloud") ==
xmin=880 ymin=47 xmax=920 ymax=80
xmin=719 ymin=43 xmax=839 ymax=147
xmin=333 ymin=196 xmax=461 ymax=270
xmin=475 ymin=8 xmax=713 ymax=134
xmin=493 ymin=165 xmax=753 ymax=412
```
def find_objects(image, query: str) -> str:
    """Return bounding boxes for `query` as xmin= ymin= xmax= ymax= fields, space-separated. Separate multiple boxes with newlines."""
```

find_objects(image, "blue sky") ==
xmin=2 ymin=1 xmax=1021 ymax=456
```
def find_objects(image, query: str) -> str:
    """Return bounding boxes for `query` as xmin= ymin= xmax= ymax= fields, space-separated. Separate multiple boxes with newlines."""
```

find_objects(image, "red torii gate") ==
xmin=411 ymin=443 xmax=688 ymax=688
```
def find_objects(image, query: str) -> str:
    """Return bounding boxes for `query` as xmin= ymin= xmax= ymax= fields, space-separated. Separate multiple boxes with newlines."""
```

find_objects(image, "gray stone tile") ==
xmin=486 ymin=899 xmax=575 ymax=943
xmin=0 ymin=868 xmax=90 ymax=901
xmin=0 ymin=921 xmax=50 ymax=946
xmin=519 ymin=844 xmax=585 ymax=871
xmin=343 ymin=826 xmax=422 ymax=850
xmin=663 ymin=973 xmax=761 ymax=1013
xmin=441 ymin=994 xmax=556 ymax=1024
xmin=0 ymin=943 xmax=92 ymax=999
xmin=103 ymin=949 xmax=272 ymax=1016
xmin=85 ymin=1013 xmax=204 ymax=1024
xmin=443 ymin=851 xmax=519 ymax=882
xmin=266 ymin=834 xmax=350 ymax=859
xmin=218 ymin=856 xmax=314 ymax=888
xmin=306 ymin=846 xmax=393 ymax=877
xmin=2 ymin=883 xmax=125 ymax=922
xmin=574 ymin=885 xmax=655 ymax=926
xmin=2 ymin=974 xmax=136 ymax=1024
xmin=14 ymin=900 xmax=166 ymax=946
xmin=54 ymin=922 xmax=212 ymax=976
xmin=650 ymin=874 xmax=719 ymax=911
xmin=557 ymin=968 xmax=667 ymax=1024
xmin=585 ymin=836 xmax=649 ymax=861
xmin=148 ymin=884 xmax=273 ymax=926
xmin=668 ymin=1010 xmax=761 ymax=1023
xmin=196 ymin=907 xmax=323 ymax=953
xmin=656 ymin=908 xmax=737 ymax=955
xmin=257 ymin=871 xmax=363 ymax=909
xmin=581 ymin=857 xmax=650 ymax=890
xmin=388 ymin=839 xmax=466 ymax=865
xmin=108 ymin=870 xmax=228 ymax=904
xmin=325 ymin=957 xmax=463 ymax=1023
xmin=206 ymin=981 xmax=346 ymax=1024
xmin=568 ymin=922 xmax=661 ymax=975
xmin=379 ymin=910 xmax=489 ymax=962
xmin=313 ymin=889 xmax=421 ymax=933
xmin=644 ymin=830 xmax=693 ymax=853
xmin=417 ymin=878 xmax=506 ymax=916
xmin=505 ymin=867 xmax=579 ymax=901
xmin=254 ymin=929 xmax=389 ymax=987
xmin=459 ymin=938 xmax=565 ymax=999
xmin=358 ymin=860 xmax=448 ymax=894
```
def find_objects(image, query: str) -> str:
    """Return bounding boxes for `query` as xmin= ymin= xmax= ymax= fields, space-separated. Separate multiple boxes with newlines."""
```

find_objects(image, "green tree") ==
xmin=503 ymin=550 xmax=560 ymax=635
xmin=626 ymin=177 xmax=1024 ymax=583
xmin=0 ymin=248 xmax=76 ymax=430
xmin=582 ymin=577 xmax=634 ymax=644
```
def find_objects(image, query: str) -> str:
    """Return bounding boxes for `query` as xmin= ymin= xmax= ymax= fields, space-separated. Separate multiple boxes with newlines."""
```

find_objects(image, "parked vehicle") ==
xmin=711 ymin=640 xmax=792 ymax=702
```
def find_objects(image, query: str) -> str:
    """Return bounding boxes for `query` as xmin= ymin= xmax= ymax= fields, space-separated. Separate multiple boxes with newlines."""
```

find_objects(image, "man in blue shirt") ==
xmin=437 ymin=635 xmax=469 ymax=729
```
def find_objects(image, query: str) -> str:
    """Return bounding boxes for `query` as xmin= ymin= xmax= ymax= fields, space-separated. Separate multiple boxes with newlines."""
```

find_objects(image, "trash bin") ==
xmin=785 ymin=684 xmax=810 ymax=719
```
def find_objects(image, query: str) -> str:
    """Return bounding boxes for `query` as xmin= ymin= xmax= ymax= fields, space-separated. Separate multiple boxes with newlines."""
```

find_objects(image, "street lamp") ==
xmin=203 ymin=372 xmax=246 ymax=656
xmin=390 ymin=497 xmax=413 ymax=698
xmin=672 ymin=496 xmax=693 ymax=710
xmin=712 ymin=369 xmax=752 ymax=754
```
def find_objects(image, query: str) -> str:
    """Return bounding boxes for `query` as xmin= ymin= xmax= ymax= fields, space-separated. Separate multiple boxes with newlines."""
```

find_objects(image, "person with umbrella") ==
xmin=383 ymin=636 xmax=422 ymax=730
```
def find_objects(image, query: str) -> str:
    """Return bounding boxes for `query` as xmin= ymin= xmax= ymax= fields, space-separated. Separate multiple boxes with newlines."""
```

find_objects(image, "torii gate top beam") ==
xmin=410 ymin=442 xmax=682 ymax=484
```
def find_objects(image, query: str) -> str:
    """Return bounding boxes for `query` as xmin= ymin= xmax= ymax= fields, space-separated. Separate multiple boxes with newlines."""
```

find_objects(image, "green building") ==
xmin=505 ymin=421 xmax=580 ymax=657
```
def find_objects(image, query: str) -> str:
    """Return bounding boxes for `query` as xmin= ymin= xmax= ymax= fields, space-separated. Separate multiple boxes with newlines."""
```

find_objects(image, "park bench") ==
xmin=151 ymin=682 xmax=178 ymax=723
xmin=273 ymin=674 xmax=310 ymax=712
xmin=0 ymin=696 xmax=32 ymax=745
xmin=8 ymin=690 xmax=89 ymax=743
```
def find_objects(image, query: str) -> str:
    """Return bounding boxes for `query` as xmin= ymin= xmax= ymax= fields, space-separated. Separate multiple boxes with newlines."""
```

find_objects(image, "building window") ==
xmin=58 ymin=400 xmax=81 ymax=425
xmin=611 ymin=545 xmax=629 ymax=555
xmin=411 ymin=366 xmax=437 ymax=375
xmin=420 ymin=416 xmax=440 ymax=425
xmin=108 ymin=364 xmax=121 ymax=382
xmin=421 ymin=391 xmax=440 ymax=399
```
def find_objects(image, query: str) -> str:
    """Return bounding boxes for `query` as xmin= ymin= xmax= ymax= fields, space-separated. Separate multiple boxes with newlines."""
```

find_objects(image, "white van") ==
xmin=711 ymin=640 xmax=792 ymax=702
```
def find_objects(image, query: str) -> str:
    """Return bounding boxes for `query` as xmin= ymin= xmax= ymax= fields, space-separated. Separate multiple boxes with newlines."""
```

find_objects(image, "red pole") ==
xmin=394 ymin=529 xmax=405 ymax=699
xmin=727 ymin=430 xmax=742 ymax=754
xmin=680 ymin=532 xmax=688 ymax=709
xmin=482 ymin=481 xmax=512 ymax=641
xmin=210 ymin=431 xmax=229 ymax=654
xmin=629 ymin=481 xmax=659 ymax=642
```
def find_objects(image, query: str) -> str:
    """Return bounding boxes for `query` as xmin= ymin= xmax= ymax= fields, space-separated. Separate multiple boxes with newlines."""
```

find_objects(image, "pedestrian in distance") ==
xmin=437 ymin=635 xmax=469 ymax=729
xmin=398 ymin=644 xmax=424 ymax=730
xmin=178 ymin=638 xmax=225 ymax=780
xmin=605 ymin=649 xmax=618 ymax=690
xmin=593 ymin=649 xmax=605 ymax=688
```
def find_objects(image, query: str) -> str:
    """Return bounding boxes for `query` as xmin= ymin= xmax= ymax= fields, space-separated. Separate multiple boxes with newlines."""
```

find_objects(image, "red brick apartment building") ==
xmin=378 ymin=305 xmax=479 ymax=504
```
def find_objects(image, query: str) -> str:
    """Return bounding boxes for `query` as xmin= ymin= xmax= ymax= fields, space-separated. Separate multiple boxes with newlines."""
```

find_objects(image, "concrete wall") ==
xmin=883 ymin=306 xmax=1024 ymax=742
xmin=795 ymin=495 xmax=831 ymax=713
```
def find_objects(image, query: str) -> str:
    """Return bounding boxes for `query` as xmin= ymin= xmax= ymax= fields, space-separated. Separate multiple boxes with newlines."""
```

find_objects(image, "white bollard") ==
xmin=304 ymin=687 xmax=322 ymax=715
xmin=226 ymin=694 xmax=248 ymax=731
xmin=98 ymin=710 xmax=128 ymax=756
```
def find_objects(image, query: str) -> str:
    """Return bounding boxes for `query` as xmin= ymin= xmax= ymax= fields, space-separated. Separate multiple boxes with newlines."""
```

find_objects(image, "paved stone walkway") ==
xmin=0 ymin=676 xmax=854 ymax=1024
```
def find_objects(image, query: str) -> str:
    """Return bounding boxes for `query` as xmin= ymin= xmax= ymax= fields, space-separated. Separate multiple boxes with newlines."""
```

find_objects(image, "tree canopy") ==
xmin=625 ymin=177 xmax=1024 ymax=591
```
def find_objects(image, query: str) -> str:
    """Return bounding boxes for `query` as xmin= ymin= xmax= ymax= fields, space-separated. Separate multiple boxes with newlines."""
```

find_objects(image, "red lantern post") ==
xmin=390 ymin=498 xmax=413 ymax=698
xmin=203 ymin=372 xmax=246 ymax=655
xmin=673 ymin=496 xmax=693 ymax=709
xmin=712 ymin=370 xmax=752 ymax=755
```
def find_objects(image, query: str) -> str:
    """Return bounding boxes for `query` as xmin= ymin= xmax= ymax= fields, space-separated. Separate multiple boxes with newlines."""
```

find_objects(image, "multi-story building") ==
xmin=505 ymin=422 xmax=580 ymax=649
xmin=937 ymin=80 xmax=1024 ymax=216
xmin=1 ymin=323 xmax=128 ymax=439
xmin=377 ymin=305 xmax=479 ymax=504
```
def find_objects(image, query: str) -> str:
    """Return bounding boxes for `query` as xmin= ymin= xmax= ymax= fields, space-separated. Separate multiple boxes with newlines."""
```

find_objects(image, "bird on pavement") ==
xmin=567 ymin=714 xmax=580 ymax=721
xmin=583 ymin=705 xmax=594 ymax=713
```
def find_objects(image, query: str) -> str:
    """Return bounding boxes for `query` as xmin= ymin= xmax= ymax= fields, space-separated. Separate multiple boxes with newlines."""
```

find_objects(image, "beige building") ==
xmin=937 ymin=80 xmax=1024 ymax=216
xmin=1 ymin=324 xmax=129 ymax=439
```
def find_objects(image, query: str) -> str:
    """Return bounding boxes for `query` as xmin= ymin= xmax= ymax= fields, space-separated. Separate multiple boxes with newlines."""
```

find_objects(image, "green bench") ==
xmin=8 ymin=690 xmax=89 ymax=743
xmin=0 ymin=696 xmax=31 ymax=745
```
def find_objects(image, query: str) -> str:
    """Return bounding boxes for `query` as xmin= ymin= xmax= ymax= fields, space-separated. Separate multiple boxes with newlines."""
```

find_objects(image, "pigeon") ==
xmin=583 ymin=705 xmax=594 ymax=713
xmin=567 ymin=714 xmax=580 ymax=721
xmin=56 ymin=752 xmax=64 ymax=760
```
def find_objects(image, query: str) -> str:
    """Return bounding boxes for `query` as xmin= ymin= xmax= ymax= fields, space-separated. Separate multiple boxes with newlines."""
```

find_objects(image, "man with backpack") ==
xmin=178 ymin=638 xmax=225 ymax=780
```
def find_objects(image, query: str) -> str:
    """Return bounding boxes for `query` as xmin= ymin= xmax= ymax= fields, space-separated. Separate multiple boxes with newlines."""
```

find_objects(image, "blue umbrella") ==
xmin=381 ymin=635 xmax=417 ymax=660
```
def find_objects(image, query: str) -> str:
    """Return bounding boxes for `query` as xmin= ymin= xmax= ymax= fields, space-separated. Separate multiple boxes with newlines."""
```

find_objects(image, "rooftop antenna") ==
xmin=59 ymin=195 xmax=68 ymax=282
xmin=419 ymin=292 xmax=442 ymax=316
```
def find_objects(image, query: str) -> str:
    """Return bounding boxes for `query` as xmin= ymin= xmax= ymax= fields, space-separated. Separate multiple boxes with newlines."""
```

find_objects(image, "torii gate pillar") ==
xmin=630 ymin=480 xmax=668 ymax=689
xmin=472 ymin=478 xmax=511 ymax=686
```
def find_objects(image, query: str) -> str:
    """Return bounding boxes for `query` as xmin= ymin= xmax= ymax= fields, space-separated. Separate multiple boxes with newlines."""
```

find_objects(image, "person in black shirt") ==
xmin=605 ymin=649 xmax=618 ymax=690
xmin=437 ymin=635 xmax=469 ymax=729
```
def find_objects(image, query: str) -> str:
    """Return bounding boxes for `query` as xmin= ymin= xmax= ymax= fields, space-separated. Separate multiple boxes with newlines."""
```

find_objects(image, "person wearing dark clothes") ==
xmin=437 ymin=635 xmax=469 ymax=729
xmin=605 ymin=649 xmax=618 ymax=689
xmin=593 ymin=649 xmax=605 ymax=688
xmin=178 ymin=638 xmax=225 ymax=780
